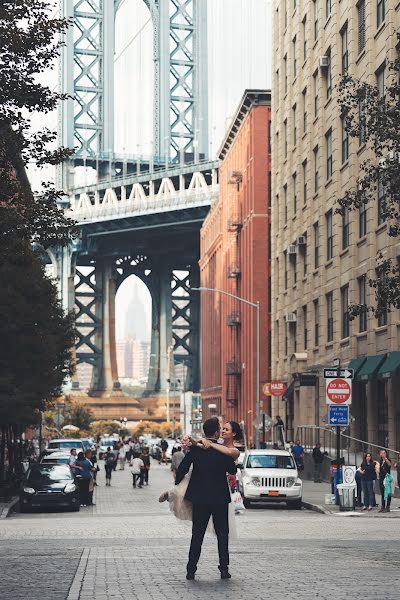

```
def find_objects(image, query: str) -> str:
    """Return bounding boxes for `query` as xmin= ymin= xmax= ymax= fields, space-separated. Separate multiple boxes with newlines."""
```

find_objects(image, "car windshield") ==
xmin=48 ymin=441 xmax=81 ymax=449
xmin=246 ymin=454 xmax=296 ymax=469
xmin=27 ymin=465 xmax=72 ymax=482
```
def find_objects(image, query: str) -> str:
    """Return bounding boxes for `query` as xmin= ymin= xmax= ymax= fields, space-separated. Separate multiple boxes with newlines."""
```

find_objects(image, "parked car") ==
xmin=20 ymin=464 xmax=80 ymax=512
xmin=46 ymin=439 xmax=85 ymax=453
xmin=40 ymin=451 xmax=71 ymax=465
xmin=238 ymin=449 xmax=303 ymax=509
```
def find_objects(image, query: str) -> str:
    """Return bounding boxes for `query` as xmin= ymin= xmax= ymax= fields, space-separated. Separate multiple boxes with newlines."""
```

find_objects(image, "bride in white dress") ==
xmin=159 ymin=421 xmax=243 ymax=539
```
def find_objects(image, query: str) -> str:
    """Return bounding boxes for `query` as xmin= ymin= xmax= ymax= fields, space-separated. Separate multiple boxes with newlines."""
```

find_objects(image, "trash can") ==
xmin=336 ymin=483 xmax=356 ymax=512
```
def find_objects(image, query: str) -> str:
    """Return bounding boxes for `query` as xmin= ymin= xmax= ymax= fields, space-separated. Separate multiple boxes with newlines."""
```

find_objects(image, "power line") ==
xmin=114 ymin=17 xmax=152 ymax=63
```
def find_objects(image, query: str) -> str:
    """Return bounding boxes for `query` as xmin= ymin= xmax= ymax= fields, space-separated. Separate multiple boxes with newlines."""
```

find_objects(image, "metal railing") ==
xmin=297 ymin=425 xmax=400 ymax=466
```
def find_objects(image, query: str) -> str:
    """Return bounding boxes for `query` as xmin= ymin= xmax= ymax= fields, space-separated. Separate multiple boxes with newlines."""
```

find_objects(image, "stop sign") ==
xmin=326 ymin=378 xmax=351 ymax=405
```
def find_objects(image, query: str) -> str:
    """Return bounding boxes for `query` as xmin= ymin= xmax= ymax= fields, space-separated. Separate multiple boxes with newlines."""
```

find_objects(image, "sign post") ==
xmin=325 ymin=362 xmax=353 ymax=504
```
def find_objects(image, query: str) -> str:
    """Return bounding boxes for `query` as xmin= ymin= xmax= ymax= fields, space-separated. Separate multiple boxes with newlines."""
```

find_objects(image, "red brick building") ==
xmin=199 ymin=90 xmax=272 ymax=445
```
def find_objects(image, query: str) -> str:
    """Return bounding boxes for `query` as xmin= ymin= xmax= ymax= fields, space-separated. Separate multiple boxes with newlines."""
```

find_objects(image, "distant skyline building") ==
xmin=116 ymin=337 xmax=151 ymax=383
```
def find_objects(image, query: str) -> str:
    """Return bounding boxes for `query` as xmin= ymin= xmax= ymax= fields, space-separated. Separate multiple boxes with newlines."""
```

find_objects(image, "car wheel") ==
xmin=243 ymin=497 xmax=251 ymax=509
xmin=287 ymin=499 xmax=302 ymax=510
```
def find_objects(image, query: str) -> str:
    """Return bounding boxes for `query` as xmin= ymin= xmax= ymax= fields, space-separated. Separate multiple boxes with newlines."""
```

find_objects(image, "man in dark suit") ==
xmin=175 ymin=417 xmax=237 ymax=580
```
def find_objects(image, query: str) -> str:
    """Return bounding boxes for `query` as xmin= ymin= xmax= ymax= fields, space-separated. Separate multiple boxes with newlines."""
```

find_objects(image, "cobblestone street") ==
xmin=2 ymin=461 xmax=400 ymax=600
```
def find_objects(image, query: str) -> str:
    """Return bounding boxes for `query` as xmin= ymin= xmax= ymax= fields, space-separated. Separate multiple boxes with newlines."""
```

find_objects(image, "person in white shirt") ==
xmin=130 ymin=453 xmax=145 ymax=488
xmin=68 ymin=448 xmax=77 ymax=467
xmin=118 ymin=443 xmax=126 ymax=470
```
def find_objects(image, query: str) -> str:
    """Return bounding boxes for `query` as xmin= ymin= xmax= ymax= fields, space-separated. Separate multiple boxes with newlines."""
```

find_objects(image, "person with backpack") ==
xmin=104 ymin=447 xmax=116 ymax=486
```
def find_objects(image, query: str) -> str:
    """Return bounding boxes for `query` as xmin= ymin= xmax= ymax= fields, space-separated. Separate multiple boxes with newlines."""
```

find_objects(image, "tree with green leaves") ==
xmin=0 ymin=1 xmax=77 ymax=457
xmin=64 ymin=401 xmax=94 ymax=432
xmin=337 ymin=57 xmax=400 ymax=319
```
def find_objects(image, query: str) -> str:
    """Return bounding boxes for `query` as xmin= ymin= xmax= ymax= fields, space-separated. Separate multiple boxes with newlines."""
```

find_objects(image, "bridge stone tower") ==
xmin=55 ymin=0 xmax=211 ymax=417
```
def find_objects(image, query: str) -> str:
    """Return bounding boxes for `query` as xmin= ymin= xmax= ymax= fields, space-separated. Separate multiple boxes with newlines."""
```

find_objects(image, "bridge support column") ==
xmin=90 ymin=258 xmax=121 ymax=396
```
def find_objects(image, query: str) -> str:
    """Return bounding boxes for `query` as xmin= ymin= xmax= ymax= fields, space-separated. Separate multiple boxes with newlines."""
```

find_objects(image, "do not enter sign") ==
xmin=326 ymin=378 xmax=352 ymax=405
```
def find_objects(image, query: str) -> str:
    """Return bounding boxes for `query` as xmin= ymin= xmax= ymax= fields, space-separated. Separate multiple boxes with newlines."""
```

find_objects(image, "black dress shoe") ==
xmin=186 ymin=572 xmax=195 ymax=580
xmin=220 ymin=570 xmax=231 ymax=580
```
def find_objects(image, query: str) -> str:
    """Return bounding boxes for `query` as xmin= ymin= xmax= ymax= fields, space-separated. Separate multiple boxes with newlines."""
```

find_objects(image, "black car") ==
xmin=20 ymin=464 xmax=80 ymax=512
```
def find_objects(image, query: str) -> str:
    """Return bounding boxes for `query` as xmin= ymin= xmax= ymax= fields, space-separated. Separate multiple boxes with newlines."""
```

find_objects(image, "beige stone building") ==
xmin=271 ymin=0 xmax=400 ymax=448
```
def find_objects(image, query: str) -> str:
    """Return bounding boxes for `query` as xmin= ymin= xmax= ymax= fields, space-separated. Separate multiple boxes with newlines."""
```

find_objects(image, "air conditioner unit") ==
xmin=297 ymin=236 xmax=306 ymax=246
xmin=319 ymin=56 xmax=329 ymax=68
xmin=288 ymin=244 xmax=297 ymax=255
xmin=285 ymin=313 xmax=297 ymax=323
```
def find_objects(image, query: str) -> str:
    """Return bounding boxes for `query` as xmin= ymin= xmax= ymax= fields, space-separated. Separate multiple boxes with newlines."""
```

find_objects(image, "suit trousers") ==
xmin=187 ymin=503 xmax=229 ymax=573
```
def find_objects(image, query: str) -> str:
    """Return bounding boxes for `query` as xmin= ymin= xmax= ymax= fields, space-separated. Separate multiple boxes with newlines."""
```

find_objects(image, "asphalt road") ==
xmin=2 ymin=461 xmax=400 ymax=600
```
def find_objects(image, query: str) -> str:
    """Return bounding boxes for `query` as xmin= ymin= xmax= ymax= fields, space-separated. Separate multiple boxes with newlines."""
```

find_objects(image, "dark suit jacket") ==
xmin=175 ymin=441 xmax=237 ymax=505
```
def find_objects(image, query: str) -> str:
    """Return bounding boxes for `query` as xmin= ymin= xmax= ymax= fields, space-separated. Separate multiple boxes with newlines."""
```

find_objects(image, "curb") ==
xmin=302 ymin=500 xmax=333 ymax=515
xmin=0 ymin=496 xmax=19 ymax=519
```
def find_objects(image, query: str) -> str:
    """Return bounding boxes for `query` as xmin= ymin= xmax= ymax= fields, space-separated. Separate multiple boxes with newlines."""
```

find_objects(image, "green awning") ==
xmin=348 ymin=357 xmax=367 ymax=378
xmin=377 ymin=351 xmax=400 ymax=379
xmin=356 ymin=354 xmax=387 ymax=381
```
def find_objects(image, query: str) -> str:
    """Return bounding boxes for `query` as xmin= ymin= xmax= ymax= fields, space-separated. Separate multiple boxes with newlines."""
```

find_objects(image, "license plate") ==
xmin=268 ymin=491 xmax=279 ymax=497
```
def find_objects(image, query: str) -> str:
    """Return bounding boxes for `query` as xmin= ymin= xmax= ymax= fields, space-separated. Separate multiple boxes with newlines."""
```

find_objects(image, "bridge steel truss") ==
xmin=57 ymin=0 xmax=210 ymax=398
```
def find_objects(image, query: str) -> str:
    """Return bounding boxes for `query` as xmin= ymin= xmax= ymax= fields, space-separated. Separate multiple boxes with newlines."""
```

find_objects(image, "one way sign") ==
xmin=324 ymin=368 xmax=353 ymax=379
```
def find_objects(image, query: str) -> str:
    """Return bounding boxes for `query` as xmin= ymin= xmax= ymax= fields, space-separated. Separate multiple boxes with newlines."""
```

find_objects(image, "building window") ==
xmin=303 ymin=16 xmax=307 ymax=60
xmin=341 ymin=22 xmax=348 ymax=73
xmin=302 ymin=88 xmax=307 ymax=132
xmin=341 ymin=285 xmax=349 ymax=338
xmin=358 ymin=0 xmax=366 ymax=55
xmin=326 ymin=209 xmax=333 ymax=260
xmin=293 ymin=0 xmax=297 ymax=11
xmin=359 ymin=96 xmax=367 ymax=145
xmin=313 ymin=0 xmax=319 ymax=41
xmin=377 ymin=64 xmax=385 ymax=98
xmin=293 ymin=172 xmax=297 ymax=213
xmin=284 ymin=184 xmax=288 ymax=223
xmin=284 ymin=54 xmax=288 ymax=94
xmin=326 ymin=292 xmax=334 ymax=342
xmin=275 ymin=69 xmax=280 ymax=103
xmin=358 ymin=275 xmax=367 ymax=332
xmin=377 ymin=0 xmax=385 ymax=28
xmin=313 ymin=221 xmax=319 ymax=268
xmin=303 ymin=160 xmax=307 ymax=206
xmin=378 ymin=180 xmax=386 ymax=225
xmin=359 ymin=202 xmax=367 ymax=237
xmin=313 ymin=145 xmax=319 ymax=193
xmin=293 ymin=105 xmax=297 ymax=145
xmin=313 ymin=299 xmax=319 ymax=346
xmin=293 ymin=254 xmax=297 ymax=285
xmin=341 ymin=117 xmax=349 ymax=163
xmin=284 ymin=250 xmax=288 ymax=289
xmin=293 ymin=36 xmax=297 ymax=79
xmin=313 ymin=71 xmax=319 ymax=118
xmin=303 ymin=232 xmax=308 ymax=276
xmin=303 ymin=305 xmax=308 ymax=350
xmin=326 ymin=129 xmax=333 ymax=179
xmin=275 ymin=194 xmax=280 ymax=229
xmin=326 ymin=0 xmax=332 ymax=19
xmin=326 ymin=49 xmax=332 ymax=99
xmin=284 ymin=119 xmax=288 ymax=157
xmin=377 ymin=267 xmax=388 ymax=327
xmin=342 ymin=208 xmax=349 ymax=250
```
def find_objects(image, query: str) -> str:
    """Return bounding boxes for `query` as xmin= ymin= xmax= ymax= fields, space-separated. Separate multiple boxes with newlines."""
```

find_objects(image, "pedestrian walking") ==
xmin=160 ymin=439 xmax=169 ymax=464
xmin=312 ymin=443 xmax=324 ymax=482
xmin=274 ymin=415 xmax=285 ymax=447
xmin=360 ymin=453 xmax=377 ymax=512
xmin=140 ymin=447 xmax=151 ymax=485
xmin=104 ymin=447 xmax=116 ymax=486
xmin=85 ymin=449 xmax=96 ymax=505
xmin=118 ymin=443 xmax=126 ymax=470
xmin=171 ymin=446 xmax=185 ymax=480
xmin=292 ymin=440 xmax=305 ymax=471
xmin=131 ymin=453 xmax=145 ymax=488
xmin=75 ymin=451 xmax=94 ymax=507
xmin=378 ymin=450 xmax=392 ymax=512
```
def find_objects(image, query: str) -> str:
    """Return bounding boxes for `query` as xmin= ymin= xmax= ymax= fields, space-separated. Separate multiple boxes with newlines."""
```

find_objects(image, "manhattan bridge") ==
xmin=49 ymin=0 xmax=219 ymax=419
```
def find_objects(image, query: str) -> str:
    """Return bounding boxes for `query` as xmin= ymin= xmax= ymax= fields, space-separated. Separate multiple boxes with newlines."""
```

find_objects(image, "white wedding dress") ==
xmin=168 ymin=470 xmax=238 ymax=540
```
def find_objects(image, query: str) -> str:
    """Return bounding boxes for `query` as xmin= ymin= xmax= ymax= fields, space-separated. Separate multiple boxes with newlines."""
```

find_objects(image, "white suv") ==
xmin=238 ymin=449 xmax=303 ymax=509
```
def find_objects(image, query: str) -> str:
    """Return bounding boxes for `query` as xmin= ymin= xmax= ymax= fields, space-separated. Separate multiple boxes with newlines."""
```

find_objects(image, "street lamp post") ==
xmin=192 ymin=287 xmax=261 ymax=449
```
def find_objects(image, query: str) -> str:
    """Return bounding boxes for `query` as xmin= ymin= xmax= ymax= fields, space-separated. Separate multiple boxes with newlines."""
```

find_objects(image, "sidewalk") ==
xmin=302 ymin=479 xmax=400 ymax=517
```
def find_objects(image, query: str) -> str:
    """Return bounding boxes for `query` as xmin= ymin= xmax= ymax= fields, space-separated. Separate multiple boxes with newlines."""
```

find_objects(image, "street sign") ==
xmin=326 ymin=377 xmax=352 ymax=405
xmin=328 ymin=405 xmax=350 ymax=426
xmin=263 ymin=383 xmax=271 ymax=396
xmin=324 ymin=368 xmax=353 ymax=379
xmin=270 ymin=381 xmax=287 ymax=397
